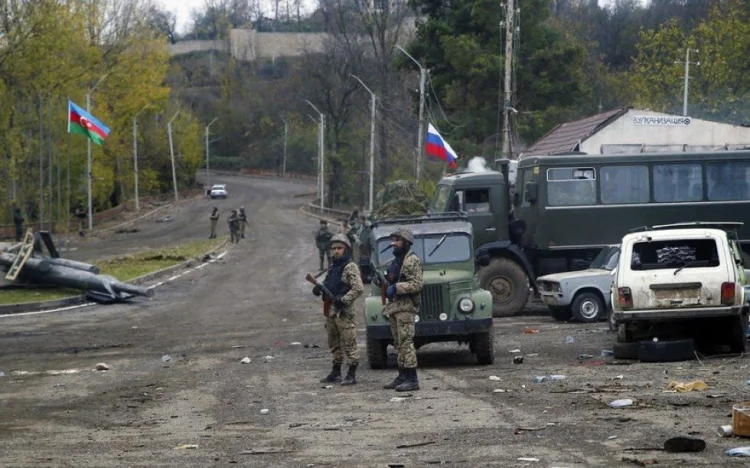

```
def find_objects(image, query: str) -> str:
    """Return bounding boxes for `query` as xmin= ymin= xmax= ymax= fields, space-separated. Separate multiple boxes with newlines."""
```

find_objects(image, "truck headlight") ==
xmin=458 ymin=297 xmax=475 ymax=313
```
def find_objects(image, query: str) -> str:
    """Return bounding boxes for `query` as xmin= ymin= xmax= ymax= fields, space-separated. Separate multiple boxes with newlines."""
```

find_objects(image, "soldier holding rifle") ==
xmin=306 ymin=234 xmax=364 ymax=386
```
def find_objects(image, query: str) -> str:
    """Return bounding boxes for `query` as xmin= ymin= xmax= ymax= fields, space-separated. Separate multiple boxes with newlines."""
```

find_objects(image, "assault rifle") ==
xmin=305 ymin=272 xmax=336 ymax=317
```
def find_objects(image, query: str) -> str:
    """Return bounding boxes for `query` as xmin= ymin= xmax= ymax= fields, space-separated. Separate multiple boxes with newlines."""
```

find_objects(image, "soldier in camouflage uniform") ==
xmin=227 ymin=209 xmax=241 ymax=243
xmin=209 ymin=207 xmax=220 ymax=238
xmin=315 ymin=220 xmax=333 ymax=271
xmin=312 ymin=233 xmax=364 ymax=385
xmin=382 ymin=227 xmax=423 ymax=392
xmin=238 ymin=206 xmax=249 ymax=239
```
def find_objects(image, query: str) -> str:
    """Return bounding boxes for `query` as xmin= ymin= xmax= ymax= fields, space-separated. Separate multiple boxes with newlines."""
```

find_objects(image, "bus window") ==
xmin=707 ymin=161 xmax=750 ymax=201
xmin=653 ymin=164 xmax=703 ymax=202
xmin=547 ymin=167 xmax=596 ymax=206
xmin=600 ymin=165 xmax=649 ymax=204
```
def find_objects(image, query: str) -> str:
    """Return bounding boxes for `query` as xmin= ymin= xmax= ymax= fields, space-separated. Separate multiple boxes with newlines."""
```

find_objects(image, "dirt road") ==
xmin=1 ymin=175 xmax=748 ymax=467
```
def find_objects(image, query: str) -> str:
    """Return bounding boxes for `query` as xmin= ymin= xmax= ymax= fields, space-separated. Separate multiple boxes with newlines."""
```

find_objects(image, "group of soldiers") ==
xmin=314 ymin=211 xmax=373 ymax=272
xmin=209 ymin=206 xmax=248 ymax=243
xmin=312 ymin=216 xmax=423 ymax=392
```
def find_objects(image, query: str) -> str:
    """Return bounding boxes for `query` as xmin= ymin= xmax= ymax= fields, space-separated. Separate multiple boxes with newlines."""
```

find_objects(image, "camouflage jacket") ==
xmin=315 ymin=227 xmax=332 ymax=250
xmin=210 ymin=211 xmax=220 ymax=221
xmin=334 ymin=261 xmax=364 ymax=317
xmin=383 ymin=251 xmax=423 ymax=317
xmin=228 ymin=214 xmax=240 ymax=230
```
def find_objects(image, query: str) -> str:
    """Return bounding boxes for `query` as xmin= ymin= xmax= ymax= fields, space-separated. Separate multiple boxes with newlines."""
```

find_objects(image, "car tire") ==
xmin=478 ymin=258 xmax=530 ymax=317
xmin=728 ymin=315 xmax=747 ymax=354
xmin=549 ymin=306 xmax=572 ymax=322
xmin=613 ymin=342 xmax=639 ymax=360
xmin=366 ymin=337 xmax=388 ymax=369
xmin=638 ymin=339 xmax=695 ymax=362
xmin=608 ymin=307 xmax=617 ymax=332
xmin=571 ymin=292 xmax=605 ymax=323
xmin=473 ymin=331 xmax=495 ymax=365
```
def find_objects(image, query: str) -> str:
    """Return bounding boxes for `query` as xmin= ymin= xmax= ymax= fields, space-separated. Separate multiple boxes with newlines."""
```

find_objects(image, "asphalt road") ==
xmin=1 ymin=174 xmax=748 ymax=467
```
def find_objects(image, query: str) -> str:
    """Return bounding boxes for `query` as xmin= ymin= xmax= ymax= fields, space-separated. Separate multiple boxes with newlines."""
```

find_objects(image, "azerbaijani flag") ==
xmin=68 ymin=100 xmax=111 ymax=146
xmin=425 ymin=123 xmax=458 ymax=169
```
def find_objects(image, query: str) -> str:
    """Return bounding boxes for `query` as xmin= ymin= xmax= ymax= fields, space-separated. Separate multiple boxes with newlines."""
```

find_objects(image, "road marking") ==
xmin=0 ymin=250 xmax=228 ymax=319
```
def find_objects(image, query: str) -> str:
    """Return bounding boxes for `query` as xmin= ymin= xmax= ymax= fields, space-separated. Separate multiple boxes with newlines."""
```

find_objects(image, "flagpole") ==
xmin=167 ymin=111 xmax=180 ymax=202
xmin=86 ymin=73 xmax=108 ymax=231
xmin=39 ymin=92 xmax=44 ymax=230
xmin=48 ymin=92 xmax=53 ymax=232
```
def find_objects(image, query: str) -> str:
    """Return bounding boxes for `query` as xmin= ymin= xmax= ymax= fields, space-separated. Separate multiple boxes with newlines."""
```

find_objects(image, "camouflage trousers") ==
xmin=318 ymin=249 xmax=331 ymax=269
xmin=230 ymin=228 xmax=240 ymax=243
xmin=240 ymin=221 xmax=246 ymax=237
xmin=326 ymin=313 xmax=359 ymax=366
xmin=389 ymin=312 xmax=417 ymax=369
xmin=210 ymin=219 xmax=218 ymax=237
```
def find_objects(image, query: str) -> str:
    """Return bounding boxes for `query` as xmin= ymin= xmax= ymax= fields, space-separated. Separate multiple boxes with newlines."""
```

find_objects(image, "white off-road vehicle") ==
xmin=610 ymin=222 xmax=748 ymax=355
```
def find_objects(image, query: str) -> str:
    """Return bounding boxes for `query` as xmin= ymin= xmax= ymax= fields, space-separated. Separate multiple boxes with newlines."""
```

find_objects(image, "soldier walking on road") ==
xmin=12 ymin=207 xmax=24 ymax=242
xmin=74 ymin=204 xmax=87 ymax=237
xmin=238 ymin=206 xmax=249 ymax=239
xmin=228 ymin=209 xmax=241 ymax=243
xmin=312 ymin=233 xmax=364 ymax=385
xmin=382 ymin=227 xmax=423 ymax=392
xmin=209 ymin=207 xmax=220 ymax=239
xmin=315 ymin=220 xmax=333 ymax=271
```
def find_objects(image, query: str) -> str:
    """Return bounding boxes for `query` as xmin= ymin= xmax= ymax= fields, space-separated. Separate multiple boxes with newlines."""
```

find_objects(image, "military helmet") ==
xmin=390 ymin=227 xmax=414 ymax=244
xmin=330 ymin=233 xmax=351 ymax=249
xmin=231 ymin=208 xmax=238 ymax=214
xmin=320 ymin=219 xmax=328 ymax=225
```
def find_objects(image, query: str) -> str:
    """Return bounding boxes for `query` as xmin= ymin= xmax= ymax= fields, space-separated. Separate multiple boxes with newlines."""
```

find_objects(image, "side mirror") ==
xmin=524 ymin=182 xmax=538 ymax=203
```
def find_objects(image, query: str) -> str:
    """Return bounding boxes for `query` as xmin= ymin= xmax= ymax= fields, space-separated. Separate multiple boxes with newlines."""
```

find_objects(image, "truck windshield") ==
xmin=589 ymin=246 xmax=620 ymax=271
xmin=376 ymin=233 xmax=472 ymax=265
xmin=430 ymin=185 xmax=452 ymax=212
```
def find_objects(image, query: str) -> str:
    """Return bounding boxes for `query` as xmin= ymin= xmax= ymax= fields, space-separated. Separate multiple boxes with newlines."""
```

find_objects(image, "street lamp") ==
xmin=396 ymin=45 xmax=427 ymax=182
xmin=167 ymin=111 xmax=180 ymax=202
xmin=304 ymin=99 xmax=325 ymax=210
xmin=133 ymin=104 xmax=151 ymax=212
xmin=279 ymin=115 xmax=288 ymax=178
xmin=676 ymin=48 xmax=700 ymax=117
xmin=351 ymin=74 xmax=376 ymax=213
xmin=205 ymin=117 xmax=218 ymax=188
xmin=86 ymin=73 xmax=109 ymax=230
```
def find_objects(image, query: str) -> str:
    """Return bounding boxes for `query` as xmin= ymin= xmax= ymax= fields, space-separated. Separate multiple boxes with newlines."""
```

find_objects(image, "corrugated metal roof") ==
xmin=521 ymin=108 xmax=628 ymax=157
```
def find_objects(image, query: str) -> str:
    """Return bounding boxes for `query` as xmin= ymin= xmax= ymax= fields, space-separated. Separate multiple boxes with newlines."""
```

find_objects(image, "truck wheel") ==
xmin=728 ymin=316 xmax=747 ymax=354
xmin=549 ymin=306 xmax=572 ymax=322
xmin=571 ymin=292 xmax=605 ymax=323
xmin=479 ymin=258 xmax=530 ymax=317
xmin=366 ymin=337 xmax=388 ymax=369
xmin=473 ymin=331 xmax=495 ymax=365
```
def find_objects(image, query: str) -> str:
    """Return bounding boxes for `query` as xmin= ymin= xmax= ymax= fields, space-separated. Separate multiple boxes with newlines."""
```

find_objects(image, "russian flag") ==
xmin=425 ymin=123 xmax=458 ymax=169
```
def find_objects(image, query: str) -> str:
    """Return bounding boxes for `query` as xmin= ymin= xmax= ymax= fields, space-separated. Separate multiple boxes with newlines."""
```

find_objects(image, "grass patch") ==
xmin=0 ymin=238 xmax=225 ymax=305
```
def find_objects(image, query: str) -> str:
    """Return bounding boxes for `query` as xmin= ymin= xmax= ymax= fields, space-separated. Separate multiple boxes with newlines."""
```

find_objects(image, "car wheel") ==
xmin=473 ymin=331 xmax=495 ymax=365
xmin=366 ymin=336 xmax=388 ymax=369
xmin=613 ymin=342 xmax=639 ymax=360
xmin=728 ymin=315 xmax=747 ymax=354
xmin=478 ymin=258 xmax=530 ymax=317
xmin=549 ymin=306 xmax=572 ymax=322
xmin=608 ymin=307 xmax=617 ymax=332
xmin=571 ymin=292 xmax=605 ymax=323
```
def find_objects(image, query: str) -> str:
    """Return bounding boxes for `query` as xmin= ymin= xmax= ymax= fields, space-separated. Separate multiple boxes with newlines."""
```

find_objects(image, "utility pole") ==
xmin=351 ymin=74 xmax=376 ymax=213
xmin=86 ymin=73 xmax=108 ymax=230
xmin=39 ymin=93 xmax=44 ymax=229
xmin=396 ymin=45 xmax=426 ymax=182
xmin=133 ymin=104 xmax=150 ymax=212
xmin=279 ymin=115 xmax=288 ymax=178
xmin=676 ymin=48 xmax=699 ymax=116
xmin=205 ymin=117 xmax=218 ymax=188
xmin=304 ymin=100 xmax=325 ymax=210
xmin=167 ymin=111 xmax=180 ymax=202
xmin=501 ymin=0 xmax=516 ymax=160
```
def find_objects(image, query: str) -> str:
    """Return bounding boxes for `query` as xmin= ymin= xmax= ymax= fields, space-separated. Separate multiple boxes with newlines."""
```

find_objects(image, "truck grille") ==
xmin=419 ymin=284 xmax=445 ymax=321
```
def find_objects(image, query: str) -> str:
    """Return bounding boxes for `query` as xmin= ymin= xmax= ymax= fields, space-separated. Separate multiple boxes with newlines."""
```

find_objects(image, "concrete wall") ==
xmin=168 ymin=40 xmax=229 ymax=56
xmin=583 ymin=109 xmax=750 ymax=154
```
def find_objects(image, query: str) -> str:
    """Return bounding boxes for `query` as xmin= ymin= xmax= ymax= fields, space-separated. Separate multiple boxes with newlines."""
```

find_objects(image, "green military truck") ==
xmin=364 ymin=213 xmax=495 ymax=368
xmin=430 ymin=150 xmax=750 ymax=317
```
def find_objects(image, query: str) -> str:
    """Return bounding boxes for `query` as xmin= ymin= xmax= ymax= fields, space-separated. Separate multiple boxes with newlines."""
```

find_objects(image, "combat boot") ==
xmin=383 ymin=368 xmax=405 ymax=389
xmin=395 ymin=368 xmax=420 ymax=392
xmin=320 ymin=363 xmax=342 ymax=383
xmin=341 ymin=364 xmax=357 ymax=386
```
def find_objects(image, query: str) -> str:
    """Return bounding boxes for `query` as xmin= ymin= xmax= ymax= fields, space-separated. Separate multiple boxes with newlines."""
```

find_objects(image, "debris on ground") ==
xmin=396 ymin=441 xmax=435 ymax=449
xmin=260 ymin=409 xmax=270 ymax=415
xmin=609 ymin=399 xmax=634 ymax=408
xmin=489 ymin=375 xmax=501 ymax=381
xmin=174 ymin=444 xmax=198 ymax=450
xmin=513 ymin=356 xmax=524 ymax=364
xmin=663 ymin=436 xmax=706 ymax=453
xmin=666 ymin=380 xmax=707 ymax=392
xmin=161 ymin=355 xmax=172 ymax=362
xmin=240 ymin=357 xmax=251 ymax=364
xmin=524 ymin=327 xmax=540 ymax=334
xmin=727 ymin=447 xmax=750 ymax=457
xmin=565 ymin=335 xmax=575 ymax=344
xmin=622 ymin=456 xmax=658 ymax=466
xmin=517 ymin=457 xmax=539 ymax=462
xmin=95 ymin=363 xmax=109 ymax=371
xmin=718 ymin=425 xmax=733 ymax=437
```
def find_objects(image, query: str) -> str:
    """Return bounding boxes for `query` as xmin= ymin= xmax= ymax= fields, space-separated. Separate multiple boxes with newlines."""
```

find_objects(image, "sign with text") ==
xmin=632 ymin=115 xmax=691 ymax=126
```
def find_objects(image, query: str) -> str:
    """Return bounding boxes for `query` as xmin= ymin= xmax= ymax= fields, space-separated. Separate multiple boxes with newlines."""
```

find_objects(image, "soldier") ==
xmin=382 ymin=227 xmax=423 ymax=392
xmin=238 ymin=206 xmax=249 ymax=239
xmin=228 ymin=209 xmax=240 ymax=243
xmin=74 ymin=204 xmax=87 ymax=237
xmin=346 ymin=219 xmax=360 ymax=266
xmin=312 ymin=233 xmax=364 ymax=385
xmin=315 ymin=220 xmax=333 ymax=271
xmin=209 ymin=207 xmax=220 ymax=239
xmin=12 ymin=207 xmax=24 ymax=242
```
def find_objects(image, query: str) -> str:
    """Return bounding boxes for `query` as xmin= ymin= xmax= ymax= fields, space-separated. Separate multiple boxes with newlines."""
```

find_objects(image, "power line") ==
xmin=427 ymin=72 xmax=463 ymax=129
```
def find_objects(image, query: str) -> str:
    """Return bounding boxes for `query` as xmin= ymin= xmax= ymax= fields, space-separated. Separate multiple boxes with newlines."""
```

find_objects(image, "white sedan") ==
xmin=210 ymin=184 xmax=228 ymax=199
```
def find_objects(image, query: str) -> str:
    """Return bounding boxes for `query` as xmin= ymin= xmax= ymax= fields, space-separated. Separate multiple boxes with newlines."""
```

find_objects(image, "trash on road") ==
xmin=517 ymin=457 xmax=539 ymax=462
xmin=601 ymin=349 xmax=615 ymax=357
xmin=666 ymin=380 xmax=707 ymax=392
xmin=549 ymin=375 xmax=567 ymax=381
xmin=396 ymin=441 xmax=435 ymax=449
xmin=240 ymin=357 xmax=251 ymax=364
xmin=663 ymin=436 xmax=705 ymax=453
xmin=390 ymin=397 xmax=406 ymax=402
xmin=322 ymin=385 xmax=333 ymax=389
xmin=489 ymin=375 xmax=501 ymax=381
xmin=509 ymin=349 xmax=521 ymax=353
xmin=161 ymin=355 xmax=172 ymax=362
xmin=524 ymin=327 xmax=539 ymax=334
xmin=533 ymin=376 xmax=547 ymax=383
xmin=174 ymin=444 xmax=198 ymax=450
xmin=609 ymin=399 xmax=634 ymax=408
xmin=727 ymin=447 xmax=750 ymax=457
xmin=95 ymin=363 xmax=109 ymax=371
xmin=565 ymin=336 xmax=575 ymax=344
xmin=718 ymin=425 xmax=733 ymax=437
xmin=291 ymin=342 xmax=302 ymax=345
xmin=493 ymin=389 xmax=509 ymax=393
xmin=622 ymin=456 xmax=658 ymax=466
xmin=578 ymin=354 xmax=594 ymax=360
xmin=260 ymin=409 xmax=270 ymax=415
xmin=513 ymin=356 xmax=524 ymax=364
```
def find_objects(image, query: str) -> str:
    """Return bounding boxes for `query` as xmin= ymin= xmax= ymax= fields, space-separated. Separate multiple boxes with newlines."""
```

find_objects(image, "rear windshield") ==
xmin=630 ymin=239 xmax=720 ymax=271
